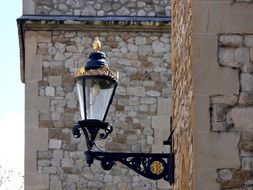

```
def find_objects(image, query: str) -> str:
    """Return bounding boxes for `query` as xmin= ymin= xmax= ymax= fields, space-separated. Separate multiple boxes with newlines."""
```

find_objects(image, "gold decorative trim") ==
xmin=75 ymin=66 xmax=119 ymax=81
xmin=93 ymin=37 xmax=102 ymax=52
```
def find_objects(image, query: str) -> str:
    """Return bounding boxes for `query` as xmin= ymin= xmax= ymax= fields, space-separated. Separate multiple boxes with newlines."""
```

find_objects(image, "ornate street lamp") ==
xmin=72 ymin=38 xmax=174 ymax=184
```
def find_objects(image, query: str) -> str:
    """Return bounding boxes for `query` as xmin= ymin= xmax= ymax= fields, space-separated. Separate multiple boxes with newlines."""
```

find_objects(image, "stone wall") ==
xmin=213 ymin=34 xmax=253 ymax=189
xmin=31 ymin=0 xmax=170 ymax=16
xmin=171 ymin=0 xmax=193 ymax=190
xmin=190 ymin=1 xmax=253 ymax=190
xmin=30 ymin=29 xmax=171 ymax=190
xmin=20 ymin=0 xmax=172 ymax=189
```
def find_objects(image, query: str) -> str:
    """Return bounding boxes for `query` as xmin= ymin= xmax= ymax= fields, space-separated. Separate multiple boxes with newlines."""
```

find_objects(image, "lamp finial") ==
xmin=92 ymin=37 xmax=101 ymax=52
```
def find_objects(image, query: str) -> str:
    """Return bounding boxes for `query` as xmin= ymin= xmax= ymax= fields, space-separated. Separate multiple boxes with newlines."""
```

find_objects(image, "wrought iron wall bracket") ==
xmin=72 ymin=119 xmax=174 ymax=184
xmin=85 ymin=150 xmax=174 ymax=184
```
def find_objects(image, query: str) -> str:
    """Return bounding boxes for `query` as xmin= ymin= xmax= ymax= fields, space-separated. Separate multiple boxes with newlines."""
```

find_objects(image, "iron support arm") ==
xmin=72 ymin=119 xmax=174 ymax=184
xmin=85 ymin=150 xmax=174 ymax=184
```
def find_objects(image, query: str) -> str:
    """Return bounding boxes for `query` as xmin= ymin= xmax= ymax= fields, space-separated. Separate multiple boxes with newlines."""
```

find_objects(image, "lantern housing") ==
xmin=75 ymin=38 xmax=118 ymax=122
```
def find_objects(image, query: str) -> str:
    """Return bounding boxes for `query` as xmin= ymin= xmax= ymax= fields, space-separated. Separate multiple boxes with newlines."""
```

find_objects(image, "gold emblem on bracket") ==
xmin=150 ymin=161 xmax=163 ymax=175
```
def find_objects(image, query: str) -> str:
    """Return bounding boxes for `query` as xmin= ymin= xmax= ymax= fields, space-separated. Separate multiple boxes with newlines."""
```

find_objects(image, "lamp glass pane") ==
xmin=76 ymin=80 xmax=85 ymax=120
xmin=85 ymin=78 xmax=115 ymax=120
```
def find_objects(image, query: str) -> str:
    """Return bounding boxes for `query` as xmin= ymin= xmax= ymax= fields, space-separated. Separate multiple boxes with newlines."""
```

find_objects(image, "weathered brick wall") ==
xmin=171 ymin=0 xmax=193 ymax=190
xmin=34 ymin=0 xmax=170 ymax=16
xmin=213 ymin=34 xmax=253 ymax=189
xmin=35 ymin=30 xmax=171 ymax=190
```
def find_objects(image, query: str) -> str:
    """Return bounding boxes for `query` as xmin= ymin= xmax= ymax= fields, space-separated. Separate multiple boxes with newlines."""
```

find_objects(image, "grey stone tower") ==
xmin=18 ymin=0 xmax=171 ymax=189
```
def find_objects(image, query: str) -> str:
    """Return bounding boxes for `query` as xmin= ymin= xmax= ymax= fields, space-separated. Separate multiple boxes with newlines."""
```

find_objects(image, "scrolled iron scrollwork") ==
xmin=87 ymin=151 xmax=173 ymax=182
xmin=72 ymin=118 xmax=175 ymax=184
xmin=72 ymin=119 xmax=113 ymax=150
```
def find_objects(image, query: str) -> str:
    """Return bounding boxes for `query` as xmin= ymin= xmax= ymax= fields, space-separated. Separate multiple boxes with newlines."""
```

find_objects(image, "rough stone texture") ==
xmin=33 ymin=0 xmax=170 ymax=16
xmin=24 ymin=31 xmax=50 ymax=190
xmin=171 ymin=0 xmax=193 ymax=190
xmin=211 ymin=34 xmax=253 ymax=189
xmin=236 ymin=0 xmax=253 ymax=3
xmin=20 ymin=0 xmax=170 ymax=189
xmin=34 ymin=30 xmax=171 ymax=190
xmin=171 ymin=0 xmax=253 ymax=189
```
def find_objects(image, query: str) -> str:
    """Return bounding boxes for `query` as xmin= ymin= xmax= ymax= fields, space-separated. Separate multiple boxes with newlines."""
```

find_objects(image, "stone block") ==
xmin=211 ymin=104 xmax=226 ymax=122
xmin=241 ymin=59 xmax=253 ymax=75
xmin=146 ymin=90 xmax=161 ymax=97
xmin=195 ymin=168 xmax=221 ymax=190
xmin=103 ymin=175 xmax=113 ymax=183
xmin=25 ymin=122 xmax=49 ymax=162
xmin=127 ymin=86 xmax=145 ymax=96
xmin=123 ymin=66 xmax=138 ymax=75
xmin=211 ymin=95 xmax=238 ymax=106
xmin=157 ymin=179 xmax=171 ymax=190
xmin=137 ymin=2 xmax=146 ymax=7
xmin=38 ymin=151 xmax=52 ymax=159
xmin=245 ymin=35 xmax=253 ymax=47
xmin=118 ymin=58 xmax=130 ymax=66
xmin=70 ymin=151 xmax=85 ymax=159
xmin=50 ymin=178 xmax=62 ymax=190
xmin=158 ymin=98 xmax=171 ymax=115
xmin=193 ymin=61 xmax=239 ymax=96
xmin=25 ymin=174 xmax=49 ymax=190
xmin=230 ymin=107 xmax=253 ymax=131
xmin=38 ymin=159 xmax=51 ymax=167
xmin=67 ymin=99 xmax=77 ymax=108
xmin=193 ymin=34 xmax=218 ymax=63
xmin=23 ymin=0 xmax=35 ymax=14
xmin=116 ymin=7 xmax=130 ymax=15
xmin=55 ymin=43 xmax=65 ymax=53
xmin=194 ymin=96 xmax=210 ymax=133
xmin=212 ymin=122 xmax=227 ymax=132
xmin=195 ymin=132 xmax=240 ymax=168
xmin=102 ymin=2 xmax=112 ymax=12
xmin=128 ymin=44 xmax=138 ymax=52
xmin=137 ymin=45 xmax=152 ymax=56
xmin=25 ymin=95 xmax=50 ymax=113
xmin=219 ymin=48 xmax=238 ymax=68
xmin=152 ymin=115 xmax=170 ymax=146
xmin=219 ymin=35 xmax=243 ymax=47
xmin=87 ymin=181 xmax=104 ymax=189
xmin=235 ymin=47 xmax=249 ymax=64
xmin=54 ymin=52 xmax=66 ymax=61
xmin=97 ymin=10 xmax=105 ymax=16
xmin=51 ymin=159 xmax=61 ymax=167
xmin=25 ymin=49 xmax=43 ymax=81
xmin=217 ymin=169 xmax=233 ymax=181
xmin=239 ymin=92 xmax=253 ymax=105
xmin=65 ymin=58 xmax=75 ymax=68
xmin=45 ymin=86 xmax=55 ymax=96
xmin=242 ymin=157 xmax=252 ymax=170
xmin=49 ymin=139 xmax=62 ymax=149
xmin=62 ymin=158 xmax=74 ymax=168
xmin=193 ymin=2 xmax=253 ymax=33
xmin=48 ymin=76 xmax=62 ymax=87
xmin=135 ymin=36 xmax=146 ymax=45
xmin=236 ymin=0 xmax=252 ymax=2
xmin=241 ymin=73 xmax=253 ymax=92
xmin=53 ymin=150 xmax=63 ymax=159
xmin=42 ymin=167 xmax=57 ymax=174
xmin=152 ymin=41 xmax=166 ymax=54
xmin=141 ymin=97 xmax=156 ymax=104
